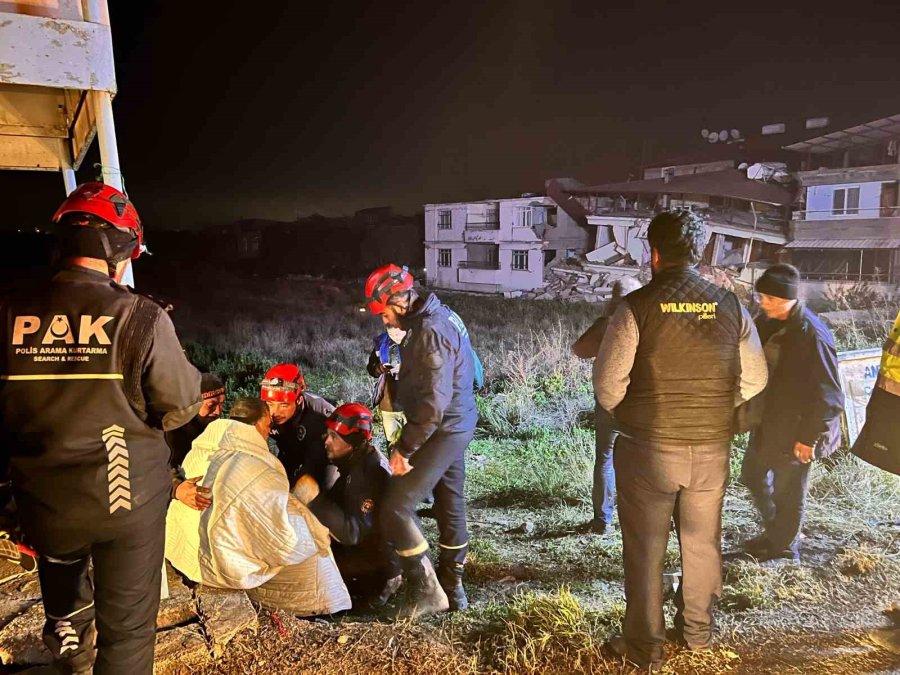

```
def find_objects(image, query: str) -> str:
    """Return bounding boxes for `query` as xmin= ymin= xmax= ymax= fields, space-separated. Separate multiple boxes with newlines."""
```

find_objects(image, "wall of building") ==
xmin=805 ymin=181 xmax=885 ymax=220
xmin=547 ymin=208 xmax=592 ymax=260
xmin=424 ymin=198 xmax=549 ymax=293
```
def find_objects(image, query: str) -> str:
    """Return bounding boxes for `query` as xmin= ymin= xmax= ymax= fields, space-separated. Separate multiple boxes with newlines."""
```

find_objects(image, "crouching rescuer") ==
xmin=364 ymin=265 xmax=478 ymax=617
xmin=293 ymin=403 xmax=402 ymax=606
xmin=0 ymin=184 xmax=201 ymax=674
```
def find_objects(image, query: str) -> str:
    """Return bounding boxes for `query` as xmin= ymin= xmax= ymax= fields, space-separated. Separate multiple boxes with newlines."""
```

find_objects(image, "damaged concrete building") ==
xmin=535 ymin=139 xmax=795 ymax=301
xmin=423 ymin=114 xmax=900 ymax=302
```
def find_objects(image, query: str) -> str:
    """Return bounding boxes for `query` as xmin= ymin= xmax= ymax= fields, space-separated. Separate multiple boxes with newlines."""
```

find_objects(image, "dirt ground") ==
xmin=189 ymin=501 xmax=900 ymax=674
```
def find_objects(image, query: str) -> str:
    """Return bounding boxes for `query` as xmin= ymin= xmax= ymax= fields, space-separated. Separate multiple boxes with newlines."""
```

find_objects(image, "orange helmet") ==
xmin=364 ymin=264 xmax=414 ymax=314
xmin=325 ymin=403 xmax=374 ymax=442
xmin=260 ymin=364 xmax=306 ymax=403
xmin=52 ymin=182 xmax=144 ymax=260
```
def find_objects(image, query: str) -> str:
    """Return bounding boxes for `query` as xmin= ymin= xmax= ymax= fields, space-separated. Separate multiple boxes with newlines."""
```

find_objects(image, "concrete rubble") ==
xmin=505 ymin=258 xmax=646 ymax=303
xmin=0 ymin=561 xmax=258 ymax=673
xmin=503 ymin=257 xmax=749 ymax=304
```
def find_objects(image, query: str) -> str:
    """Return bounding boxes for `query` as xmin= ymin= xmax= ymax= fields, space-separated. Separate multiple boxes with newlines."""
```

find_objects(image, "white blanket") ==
xmin=166 ymin=418 xmax=350 ymax=614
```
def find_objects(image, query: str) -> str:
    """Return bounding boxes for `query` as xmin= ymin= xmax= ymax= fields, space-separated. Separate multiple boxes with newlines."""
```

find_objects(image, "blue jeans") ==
xmin=740 ymin=442 xmax=811 ymax=556
xmin=592 ymin=406 xmax=618 ymax=525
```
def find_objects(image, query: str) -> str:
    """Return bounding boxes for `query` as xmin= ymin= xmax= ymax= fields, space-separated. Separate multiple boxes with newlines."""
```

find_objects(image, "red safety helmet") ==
xmin=326 ymin=403 xmax=374 ymax=442
xmin=52 ymin=182 xmax=144 ymax=260
xmin=260 ymin=364 xmax=306 ymax=403
xmin=364 ymin=264 xmax=414 ymax=314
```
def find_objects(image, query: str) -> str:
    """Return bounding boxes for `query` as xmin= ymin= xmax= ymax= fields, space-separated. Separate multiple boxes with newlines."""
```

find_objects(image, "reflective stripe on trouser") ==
xmin=381 ymin=429 xmax=473 ymax=570
xmin=33 ymin=499 xmax=167 ymax=675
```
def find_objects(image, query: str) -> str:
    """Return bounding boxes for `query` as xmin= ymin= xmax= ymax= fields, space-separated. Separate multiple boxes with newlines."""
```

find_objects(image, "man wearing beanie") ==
xmin=292 ymin=403 xmax=402 ymax=606
xmin=166 ymin=373 xmax=226 ymax=510
xmin=166 ymin=373 xmax=226 ymax=467
xmin=739 ymin=263 xmax=844 ymax=562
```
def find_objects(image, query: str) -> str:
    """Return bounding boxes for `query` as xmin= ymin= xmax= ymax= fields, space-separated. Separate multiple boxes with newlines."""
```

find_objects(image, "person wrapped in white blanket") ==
xmin=165 ymin=397 xmax=351 ymax=615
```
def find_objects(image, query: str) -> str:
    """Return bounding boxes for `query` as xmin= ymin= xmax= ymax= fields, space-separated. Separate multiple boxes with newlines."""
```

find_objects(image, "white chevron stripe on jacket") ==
xmin=165 ymin=418 xmax=350 ymax=615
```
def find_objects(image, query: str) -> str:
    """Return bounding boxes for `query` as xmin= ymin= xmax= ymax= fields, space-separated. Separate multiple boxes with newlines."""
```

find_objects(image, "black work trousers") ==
xmin=31 ymin=499 xmax=167 ymax=675
xmin=333 ymin=541 xmax=401 ymax=599
xmin=381 ymin=429 xmax=473 ymax=571
xmin=615 ymin=436 xmax=730 ymax=665
xmin=740 ymin=443 xmax=811 ymax=556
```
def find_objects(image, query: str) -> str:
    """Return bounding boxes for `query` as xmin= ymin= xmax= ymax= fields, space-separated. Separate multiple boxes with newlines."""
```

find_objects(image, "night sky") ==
xmin=3 ymin=0 xmax=900 ymax=230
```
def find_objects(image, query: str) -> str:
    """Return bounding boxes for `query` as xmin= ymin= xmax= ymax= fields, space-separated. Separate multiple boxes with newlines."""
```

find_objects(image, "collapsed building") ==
xmin=425 ymin=114 xmax=900 ymax=303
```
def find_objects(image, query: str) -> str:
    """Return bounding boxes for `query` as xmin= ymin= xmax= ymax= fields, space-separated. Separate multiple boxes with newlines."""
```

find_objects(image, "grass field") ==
xmin=146 ymin=265 xmax=900 ymax=674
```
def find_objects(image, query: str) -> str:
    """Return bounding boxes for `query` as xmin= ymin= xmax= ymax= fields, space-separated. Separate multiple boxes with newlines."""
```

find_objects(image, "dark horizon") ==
xmin=2 ymin=1 xmax=900 ymax=231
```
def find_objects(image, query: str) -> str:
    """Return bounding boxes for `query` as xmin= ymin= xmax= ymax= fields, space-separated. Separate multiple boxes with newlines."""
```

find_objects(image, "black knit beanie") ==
xmin=756 ymin=264 xmax=800 ymax=300
xmin=200 ymin=373 xmax=225 ymax=400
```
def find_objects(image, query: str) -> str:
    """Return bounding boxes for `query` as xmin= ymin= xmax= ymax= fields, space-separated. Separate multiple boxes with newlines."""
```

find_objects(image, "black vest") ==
xmin=615 ymin=268 xmax=742 ymax=443
xmin=0 ymin=269 xmax=172 ymax=536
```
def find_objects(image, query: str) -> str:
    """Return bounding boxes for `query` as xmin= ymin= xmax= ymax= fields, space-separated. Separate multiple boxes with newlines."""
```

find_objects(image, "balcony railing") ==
xmin=458 ymin=260 xmax=500 ymax=270
xmin=465 ymin=218 xmax=500 ymax=230
xmin=792 ymin=206 xmax=900 ymax=220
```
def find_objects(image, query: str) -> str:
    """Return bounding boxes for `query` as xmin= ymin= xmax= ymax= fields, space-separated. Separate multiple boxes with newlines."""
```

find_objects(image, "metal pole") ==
xmin=82 ymin=0 xmax=134 ymax=287
xmin=80 ymin=9 xmax=157 ymax=606
xmin=62 ymin=169 xmax=77 ymax=195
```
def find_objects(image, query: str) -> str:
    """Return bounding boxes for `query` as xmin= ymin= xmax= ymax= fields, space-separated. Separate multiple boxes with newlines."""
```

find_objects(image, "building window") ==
xmin=832 ymin=187 xmax=860 ymax=216
xmin=566 ymin=248 xmax=577 ymax=259
xmin=438 ymin=249 xmax=452 ymax=267
xmin=438 ymin=210 xmax=452 ymax=229
xmin=516 ymin=208 xmax=532 ymax=228
xmin=512 ymin=250 xmax=528 ymax=271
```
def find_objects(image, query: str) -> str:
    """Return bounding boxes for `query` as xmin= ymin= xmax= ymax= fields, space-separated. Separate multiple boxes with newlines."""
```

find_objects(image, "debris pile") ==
xmin=505 ymin=259 xmax=645 ymax=302
xmin=504 ymin=258 xmax=748 ymax=304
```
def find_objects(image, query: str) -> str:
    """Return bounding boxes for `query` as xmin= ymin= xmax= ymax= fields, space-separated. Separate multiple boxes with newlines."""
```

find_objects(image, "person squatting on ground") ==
xmin=292 ymin=403 xmax=402 ymax=606
xmin=260 ymin=363 xmax=335 ymax=486
xmin=368 ymin=326 xmax=408 ymax=444
xmin=572 ymin=276 xmax=642 ymax=535
xmin=593 ymin=209 xmax=768 ymax=671
xmin=364 ymin=264 xmax=478 ymax=618
xmin=0 ymin=183 xmax=202 ymax=674
xmin=165 ymin=397 xmax=351 ymax=616
xmin=738 ymin=264 xmax=844 ymax=563
xmin=166 ymin=372 xmax=225 ymax=511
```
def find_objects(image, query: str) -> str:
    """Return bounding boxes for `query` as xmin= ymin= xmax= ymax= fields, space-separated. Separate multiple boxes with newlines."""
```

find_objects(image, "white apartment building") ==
xmin=423 ymin=195 xmax=591 ymax=293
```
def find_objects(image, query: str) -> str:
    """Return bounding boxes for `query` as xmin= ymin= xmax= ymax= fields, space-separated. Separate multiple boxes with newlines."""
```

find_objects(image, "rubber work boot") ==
xmin=393 ymin=554 xmax=449 ymax=619
xmin=370 ymin=574 xmax=403 ymax=608
xmin=438 ymin=564 xmax=469 ymax=611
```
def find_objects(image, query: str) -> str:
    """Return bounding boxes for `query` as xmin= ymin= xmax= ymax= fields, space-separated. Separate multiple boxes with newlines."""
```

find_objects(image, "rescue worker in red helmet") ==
xmin=260 ymin=363 xmax=335 ymax=487
xmin=293 ymin=403 xmax=402 ymax=606
xmin=0 ymin=183 xmax=201 ymax=674
xmin=364 ymin=264 xmax=478 ymax=618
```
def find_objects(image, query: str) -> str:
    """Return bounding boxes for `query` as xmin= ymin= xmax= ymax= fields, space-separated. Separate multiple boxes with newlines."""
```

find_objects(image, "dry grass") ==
xmin=721 ymin=560 xmax=828 ymax=612
xmin=835 ymin=544 xmax=886 ymax=577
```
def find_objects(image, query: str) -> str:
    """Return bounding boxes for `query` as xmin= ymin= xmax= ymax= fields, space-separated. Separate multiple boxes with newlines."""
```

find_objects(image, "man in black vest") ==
xmin=593 ymin=209 xmax=767 ymax=671
xmin=0 ymin=184 xmax=201 ymax=674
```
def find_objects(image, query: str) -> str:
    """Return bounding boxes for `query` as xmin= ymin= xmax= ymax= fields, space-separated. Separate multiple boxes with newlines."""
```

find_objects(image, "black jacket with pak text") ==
xmin=0 ymin=267 xmax=200 ymax=548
